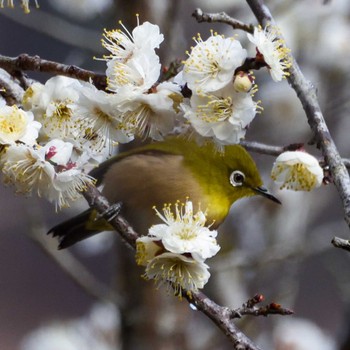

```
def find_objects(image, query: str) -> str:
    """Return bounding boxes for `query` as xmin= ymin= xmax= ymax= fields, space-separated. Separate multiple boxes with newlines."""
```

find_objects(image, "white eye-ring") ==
xmin=230 ymin=170 xmax=245 ymax=187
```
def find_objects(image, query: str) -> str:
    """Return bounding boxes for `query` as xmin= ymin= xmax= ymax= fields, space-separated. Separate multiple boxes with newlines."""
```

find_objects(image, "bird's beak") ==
xmin=254 ymin=186 xmax=281 ymax=204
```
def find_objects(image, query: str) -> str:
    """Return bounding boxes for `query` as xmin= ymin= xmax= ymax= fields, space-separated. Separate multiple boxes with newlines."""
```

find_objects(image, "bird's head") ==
xmin=218 ymin=143 xmax=281 ymax=205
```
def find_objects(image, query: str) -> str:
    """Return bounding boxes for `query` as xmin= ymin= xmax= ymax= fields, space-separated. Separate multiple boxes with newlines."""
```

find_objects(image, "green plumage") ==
xmin=49 ymin=136 xmax=277 ymax=249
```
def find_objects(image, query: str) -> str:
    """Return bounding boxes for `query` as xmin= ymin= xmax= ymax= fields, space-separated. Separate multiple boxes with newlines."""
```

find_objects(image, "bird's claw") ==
xmin=96 ymin=202 xmax=122 ymax=222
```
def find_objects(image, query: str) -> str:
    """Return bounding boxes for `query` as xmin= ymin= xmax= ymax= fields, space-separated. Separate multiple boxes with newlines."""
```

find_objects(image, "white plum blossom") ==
xmin=44 ymin=139 xmax=73 ymax=166
xmin=72 ymin=82 xmax=134 ymax=154
xmin=22 ymin=82 xmax=45 ymax=111
xmin=42 ymin=139 xmax=96 ymax=209
xmin=0 ymin=140 xmax=95 ymax=209
xmin=182 ymin=33 xmax=247 ymax=93
xmin=103 ymin=20 xmax=163 ymax=95
xmin=183 ymin=85 xmax=257 ymax=145
xmin=145 ymin=252 xmax=211 ymax=295
xmin=25 ymin=76 xmax=82 ymax=140
xmin=135 ymin=236 xmax=162 ymax=266
xmin=149 ymin=201 xmax=220 ymax=262
xmin=0 ymin=143 xmax=55 ymax=197
xmin=106 ymin=52 xmax=161 ymax=94
xmin=247 ymin=25 xmax=291 ymax=82
xmin=102 ymin=20 xmax=164 ymax=63
xmin=271 ymin=151 xmax=324 ymax=191
xmin=48 ymin=167 xmax=95 ymax=210
xmin=135 ymin=200 xmax=219 ymax=294
xmin=0 ymin=103 xmax=41 ymax=146
xmin=115 ymin=81 xmax=182 ymax=140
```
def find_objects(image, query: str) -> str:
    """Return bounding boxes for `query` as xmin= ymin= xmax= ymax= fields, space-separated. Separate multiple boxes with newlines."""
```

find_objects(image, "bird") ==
xmin=48 ymin=136 xmax=280 ymax=249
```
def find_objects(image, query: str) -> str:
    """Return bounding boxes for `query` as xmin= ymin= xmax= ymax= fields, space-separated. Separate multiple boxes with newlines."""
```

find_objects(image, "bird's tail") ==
xmin=48 ymin=209 xmax=99 ymax=249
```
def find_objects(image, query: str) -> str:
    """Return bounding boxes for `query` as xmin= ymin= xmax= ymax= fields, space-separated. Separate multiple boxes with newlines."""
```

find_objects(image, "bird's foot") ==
xmin=96 ymin=202 xmax=123 ymax=222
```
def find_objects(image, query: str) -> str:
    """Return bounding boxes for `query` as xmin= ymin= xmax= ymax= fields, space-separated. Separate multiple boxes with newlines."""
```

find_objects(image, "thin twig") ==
xmin=240 ymin=140 xmax=303 ymax=156
xmin=192 ymin=8 xmax=254 ymax=33
xmin=232 ymin=294 xmax=293 ymax=318
xmin=186 ymin=291 xmax=262 ymax=350
xmin=0 ymin=54 xmax=107 ymax=90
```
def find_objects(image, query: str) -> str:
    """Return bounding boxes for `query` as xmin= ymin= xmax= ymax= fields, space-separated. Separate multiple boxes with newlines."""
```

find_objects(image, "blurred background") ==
xmin=0 ymin=0 xmax=350 ymax=349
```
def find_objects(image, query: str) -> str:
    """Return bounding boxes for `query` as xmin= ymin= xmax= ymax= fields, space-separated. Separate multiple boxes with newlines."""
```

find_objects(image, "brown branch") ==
xmin=0 ymin=69 xmax=24 ymax=105
xmin=82 ymin=184 xmax=139 ymax=249
xmin=192 ymin=8 xmax=254 ymax=33
xmin=159 ymin=59 xmax=183 ymax=82
xmin=185 ymin=291 xmax=263 ymax=350
xmin=0 ymin=54 xmax=107 ymax=90
xmin=245 ymin=0 xmax=350 ymax=231
xmin=235 ymin=57 xmax=268 ymax=74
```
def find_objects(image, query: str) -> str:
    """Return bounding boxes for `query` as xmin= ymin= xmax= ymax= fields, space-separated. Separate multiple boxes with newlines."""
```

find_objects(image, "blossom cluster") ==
xmin=0 ymin=79 xmax=101 ymax=210
xmin=135 ymin=201 xmax=220 ymax=295
xmin=0 ymin=17 xmax=318 ymax=211
xmin=180 ymin=33 xmax=257 ymax=145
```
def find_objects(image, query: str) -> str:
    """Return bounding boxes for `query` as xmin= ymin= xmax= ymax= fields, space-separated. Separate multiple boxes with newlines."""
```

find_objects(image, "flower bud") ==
xmin=233 ymin=71 xmax=253 ymax=92
xmin=271 ymin=151 xmax=323 ymax=191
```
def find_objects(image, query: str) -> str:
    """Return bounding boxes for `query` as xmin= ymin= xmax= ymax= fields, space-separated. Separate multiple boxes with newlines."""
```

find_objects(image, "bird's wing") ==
xmin=89 ymin=149 xmax=176 ymax=185
xmin=100 ymin=152 xmax=207 ymax=234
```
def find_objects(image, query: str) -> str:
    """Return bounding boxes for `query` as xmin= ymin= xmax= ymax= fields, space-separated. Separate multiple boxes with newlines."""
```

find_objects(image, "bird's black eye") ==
xmin=230 ymin=170 xmax=245 ymax=187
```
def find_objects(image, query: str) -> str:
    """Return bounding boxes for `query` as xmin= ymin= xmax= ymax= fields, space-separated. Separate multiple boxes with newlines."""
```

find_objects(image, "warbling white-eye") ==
xmin=49 ymin=136 xmax=280 ymax=248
